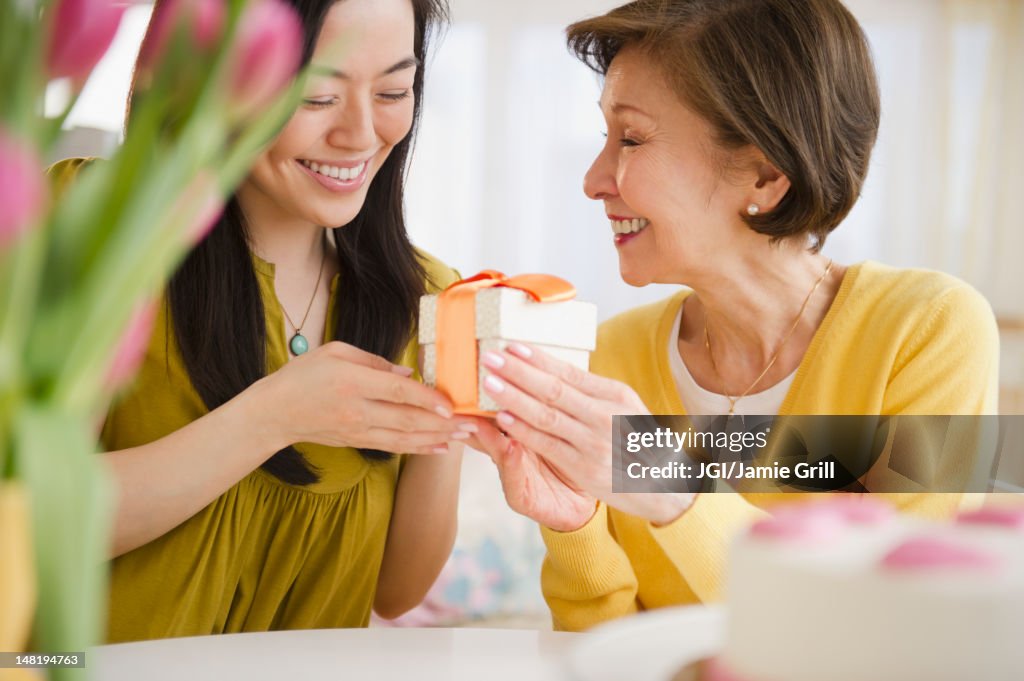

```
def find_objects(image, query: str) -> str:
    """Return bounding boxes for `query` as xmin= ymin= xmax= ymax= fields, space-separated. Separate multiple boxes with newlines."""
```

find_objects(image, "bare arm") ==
xmin=105 ymin=377 xmax=287 ymax=557
xmin=104 ymin=342 xmax=473 ymax=558
xmin=373 ymin=443 xmax=463 ymax=620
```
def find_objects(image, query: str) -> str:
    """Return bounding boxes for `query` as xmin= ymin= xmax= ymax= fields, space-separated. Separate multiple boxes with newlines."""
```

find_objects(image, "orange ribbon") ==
xmin=435 ymin=270 xmax=577 ymax=415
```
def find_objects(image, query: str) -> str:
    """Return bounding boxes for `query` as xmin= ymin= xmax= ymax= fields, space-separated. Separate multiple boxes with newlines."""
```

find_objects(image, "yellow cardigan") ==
xmin=540 ymin=261 xmax=999 ymax=631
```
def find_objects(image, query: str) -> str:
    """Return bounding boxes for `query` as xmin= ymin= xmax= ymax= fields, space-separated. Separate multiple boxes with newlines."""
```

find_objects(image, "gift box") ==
xmin=419 ymin=270 xmax=598 ymax=415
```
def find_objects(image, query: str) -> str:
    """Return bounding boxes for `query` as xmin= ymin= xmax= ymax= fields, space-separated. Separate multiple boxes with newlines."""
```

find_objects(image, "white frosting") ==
xmin=722 ymin=505 xmax=1024 ymax=681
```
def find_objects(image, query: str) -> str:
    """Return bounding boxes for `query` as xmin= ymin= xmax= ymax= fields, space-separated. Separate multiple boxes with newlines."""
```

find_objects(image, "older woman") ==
xmin=471 ymin=0 xmax=998 ymax=631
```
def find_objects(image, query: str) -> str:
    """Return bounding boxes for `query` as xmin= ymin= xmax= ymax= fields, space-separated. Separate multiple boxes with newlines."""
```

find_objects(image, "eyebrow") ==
xmin=608 ymin=102 xmax=653 ymax=118
xmin=312 ymin=56 xmax=420 ymax=80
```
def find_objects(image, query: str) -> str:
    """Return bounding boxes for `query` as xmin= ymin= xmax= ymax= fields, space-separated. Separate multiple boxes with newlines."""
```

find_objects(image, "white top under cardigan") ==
xmin=666 ymin=301 xmax=795 ymax=417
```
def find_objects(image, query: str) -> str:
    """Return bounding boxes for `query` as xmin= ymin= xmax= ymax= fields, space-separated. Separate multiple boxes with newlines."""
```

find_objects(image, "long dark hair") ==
xmin=138 ymin=0 xmax=449 ymax=484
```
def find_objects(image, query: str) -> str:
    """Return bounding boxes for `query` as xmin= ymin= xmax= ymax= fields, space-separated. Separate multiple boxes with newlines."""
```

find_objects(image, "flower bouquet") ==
xmin=0 ymin=0 xmax=308 ymax=677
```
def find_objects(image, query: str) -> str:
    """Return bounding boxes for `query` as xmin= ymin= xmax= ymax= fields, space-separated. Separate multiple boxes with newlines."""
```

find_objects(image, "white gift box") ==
xmin=419 ymin=286 xmax=598 ymax=413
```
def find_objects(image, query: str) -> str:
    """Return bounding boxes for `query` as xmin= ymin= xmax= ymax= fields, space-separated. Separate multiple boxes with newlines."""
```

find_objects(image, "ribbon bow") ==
xmin=435 ymin=270 xmax=576 ymax=414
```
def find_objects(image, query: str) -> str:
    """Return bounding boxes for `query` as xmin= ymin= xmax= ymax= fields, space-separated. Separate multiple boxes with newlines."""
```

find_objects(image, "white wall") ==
xmin=53 ymin=0 xmax=1024 ymax=324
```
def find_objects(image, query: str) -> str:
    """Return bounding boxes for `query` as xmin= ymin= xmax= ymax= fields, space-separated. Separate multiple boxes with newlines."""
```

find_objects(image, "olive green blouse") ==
xmin=99 ymin=247 xmax=458 ymax=643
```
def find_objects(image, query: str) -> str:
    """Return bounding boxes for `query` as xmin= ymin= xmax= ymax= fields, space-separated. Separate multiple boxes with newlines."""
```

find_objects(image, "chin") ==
xmin=619 ymin=265 xmax=653 ymax=288
xmin=305 ymin=207 xmax=361 ymax=229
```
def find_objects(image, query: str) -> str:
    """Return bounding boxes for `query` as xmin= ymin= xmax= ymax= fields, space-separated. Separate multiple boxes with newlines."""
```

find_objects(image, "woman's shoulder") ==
xmin=855 ymin=260 xmax=984 ymax=299
xmin=836 ymin=262 xmax=999 ymax=391
xmin=851 ymin=261 xmax=995 ymax=329
xmin=415 ymin=248 xmax=460 ymax=294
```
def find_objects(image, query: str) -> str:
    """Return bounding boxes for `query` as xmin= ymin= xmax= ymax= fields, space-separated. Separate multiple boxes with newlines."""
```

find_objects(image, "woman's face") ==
xmin=584 ymin=46 xmax=754 ymax=287
xmin=240 ymin=0 xmax=416 ymax=229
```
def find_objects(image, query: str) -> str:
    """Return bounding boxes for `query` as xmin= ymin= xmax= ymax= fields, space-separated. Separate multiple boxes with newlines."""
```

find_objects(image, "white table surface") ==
xmin=90 ymin=627 xmax=583 ymax=681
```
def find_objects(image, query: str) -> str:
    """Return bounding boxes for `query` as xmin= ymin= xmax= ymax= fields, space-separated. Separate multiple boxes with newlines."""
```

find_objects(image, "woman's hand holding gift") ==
xmin=473 ymin=421 xmax=597 ymax=532
xmin=471 ymin=343 xmax=695 ymax=529
xmin=258 ymin=341 xmax=476 ymax=455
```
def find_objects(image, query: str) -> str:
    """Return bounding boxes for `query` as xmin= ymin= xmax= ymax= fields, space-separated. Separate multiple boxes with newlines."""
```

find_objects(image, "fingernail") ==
xmin=458 ymin=422 xmax=479 ymax=433
xmin=432 ymin=446 xmax=449 ymax=454
xmin=496 ymin=411 xmax=515 ymax=427
xmin=392 ymin=365 xmax=414 ymax=376
xmin=484 ymin=375 xmax=505 ymax=393
xmin=450 ymin=431 xmax=470 ymax=440
xmin=480 ymin=351 xmax=505 ymax=369
xmin=508 ymin=342 xmax=532 ymax=358
xmin=435 ymin=406 xmax=453 ymax=419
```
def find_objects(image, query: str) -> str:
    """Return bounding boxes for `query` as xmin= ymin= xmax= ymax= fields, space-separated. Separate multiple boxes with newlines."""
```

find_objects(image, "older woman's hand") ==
xmin=471 ymin=420 xmax=597 ymax=532
xmin=476 ymin=343 xmax=695 ymax=526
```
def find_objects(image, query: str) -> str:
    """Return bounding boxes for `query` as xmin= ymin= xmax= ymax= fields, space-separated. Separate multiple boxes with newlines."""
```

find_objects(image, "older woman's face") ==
xmin=239 ymin=0 xmax=417 ymax=229
xmin=584 ymin=46 xmax=752 ymax=287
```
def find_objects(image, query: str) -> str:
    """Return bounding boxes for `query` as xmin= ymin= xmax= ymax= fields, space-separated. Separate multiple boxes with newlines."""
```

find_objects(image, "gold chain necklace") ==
xmin=282 ymin=249 xmax=327 ymax=356
xmin=703 ymin=259 xmax=833 ymax=415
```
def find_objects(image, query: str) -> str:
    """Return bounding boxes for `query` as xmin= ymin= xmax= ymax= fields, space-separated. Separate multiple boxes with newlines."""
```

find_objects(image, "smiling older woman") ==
xmin=470 ymin=0 xmax=999 ymax=631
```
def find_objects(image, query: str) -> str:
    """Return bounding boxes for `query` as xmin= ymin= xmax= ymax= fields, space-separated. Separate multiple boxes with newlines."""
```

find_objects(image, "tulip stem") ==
xmin=0 ymin=227 xmax=47 ymax=386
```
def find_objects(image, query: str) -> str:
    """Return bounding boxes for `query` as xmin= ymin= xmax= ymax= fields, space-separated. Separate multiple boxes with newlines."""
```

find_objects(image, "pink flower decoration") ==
xmin=956 ymin=507 xmax=1024 ymax=532
xmin=881 ymin=537 xmax=1003 ymax=572
xmin=228 ymin=0 xmax=303 ymax=120
xmin=138 ymin=0 xmax=226 ymax=70
xmin=750 ymin=497 xmax=896 ymax=543
xmin=749 ymin=508 xmax=845 ymax=543
xmin=702 ymin=658 xmax=748 ymax=681
xmin=106 ymin=298 xmax=159 ymax=390
xmin=46 ymin=0 xmax=126 ymax=85
xmin=0 ymin=129 xmax=47 ymax=249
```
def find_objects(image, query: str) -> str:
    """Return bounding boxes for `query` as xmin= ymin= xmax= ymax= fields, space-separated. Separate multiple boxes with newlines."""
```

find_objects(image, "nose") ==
xmin=583 ymin=142 xmax=617 ymax=201
xmin=326 ymin=90 xmax=375 ymax=151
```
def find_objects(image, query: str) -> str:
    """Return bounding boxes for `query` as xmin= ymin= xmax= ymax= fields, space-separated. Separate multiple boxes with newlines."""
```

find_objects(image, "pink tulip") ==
xmin=228 ymin=0 xmax=303 ymax=120
xmin=46 ymin=0 xmax=127 ymax=85
xmin=0 ymin=129 xmax=47 ymax=249
xmin=138 ymin=0 xmax=227 ymax=70
xmin=105 ymin=298 xmax=159 ymax=390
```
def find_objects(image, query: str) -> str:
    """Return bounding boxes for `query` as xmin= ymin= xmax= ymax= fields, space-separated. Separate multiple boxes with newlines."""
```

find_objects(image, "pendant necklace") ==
xmin=704 ymin=259 xmax=833 ymax=416
xmin=281 ymin=249 xmax=327 ymax=356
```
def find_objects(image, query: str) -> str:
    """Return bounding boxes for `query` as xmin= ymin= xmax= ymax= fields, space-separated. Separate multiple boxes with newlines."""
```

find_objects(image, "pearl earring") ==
xmin=746 ymin=204 xmax=760 ymax=216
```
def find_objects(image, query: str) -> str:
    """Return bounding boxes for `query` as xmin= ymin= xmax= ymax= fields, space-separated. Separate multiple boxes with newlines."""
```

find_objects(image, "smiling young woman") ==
xmin=48 ymin=0 xmax=476 ymax=643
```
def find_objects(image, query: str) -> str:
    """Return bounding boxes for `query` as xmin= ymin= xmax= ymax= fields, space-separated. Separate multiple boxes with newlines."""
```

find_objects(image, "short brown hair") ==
xmin=567 ymin=0 xmax=880 ymax=249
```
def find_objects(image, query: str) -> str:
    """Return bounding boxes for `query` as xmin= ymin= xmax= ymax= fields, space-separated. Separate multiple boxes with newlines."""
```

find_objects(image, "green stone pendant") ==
xmin=289 ymin=333 xmax=309 ymax=356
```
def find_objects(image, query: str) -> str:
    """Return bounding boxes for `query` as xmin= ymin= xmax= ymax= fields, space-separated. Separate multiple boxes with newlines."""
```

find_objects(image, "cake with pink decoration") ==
xmin=676 ymin=499 xmax=1024 ymax=681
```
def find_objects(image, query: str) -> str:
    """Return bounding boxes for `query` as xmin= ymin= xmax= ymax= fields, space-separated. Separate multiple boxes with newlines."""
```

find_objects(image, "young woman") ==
xmin=469 ymin=0 xmax=999 ymax=631
xmin=50 ymin=0 xmax=473 ymax=642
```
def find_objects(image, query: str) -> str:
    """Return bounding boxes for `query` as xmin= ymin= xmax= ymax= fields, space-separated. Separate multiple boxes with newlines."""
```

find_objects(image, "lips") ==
xmin=299 ymin=158 xmax=368 ymax=181
xmin=610 ymin=216 xmax=649 ymax=235
xmin=608 ymin=213 xmax=650 ymax=247
xmin=614 ymin=230 xmax=646 ymax=246
xmin=296 ymin=158 xmax=369 ymax=193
